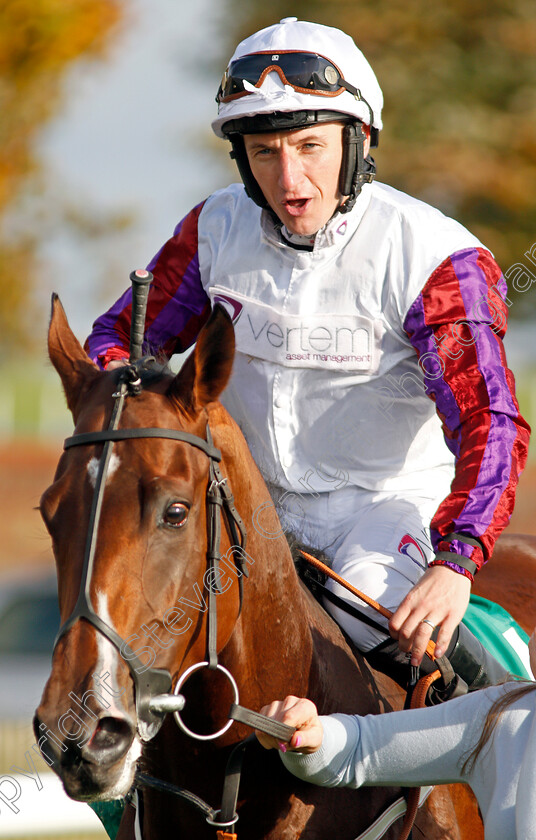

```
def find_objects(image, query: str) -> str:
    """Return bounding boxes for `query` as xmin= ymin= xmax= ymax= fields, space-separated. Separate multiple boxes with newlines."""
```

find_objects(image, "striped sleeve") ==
xmin=403 ymin=247 xmax=530 ymax=573
xmin=85 ymin=202 xmax=211 ymax=367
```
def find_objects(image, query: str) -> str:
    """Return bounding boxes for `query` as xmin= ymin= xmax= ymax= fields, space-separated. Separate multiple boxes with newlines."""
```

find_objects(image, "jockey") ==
xmin=86 ymin=18 xmax=530 ymax=696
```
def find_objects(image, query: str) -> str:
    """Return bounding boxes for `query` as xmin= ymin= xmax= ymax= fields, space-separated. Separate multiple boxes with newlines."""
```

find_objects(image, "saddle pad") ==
xmin=89 ymin=798 xmax=124 ymax=840
xmin=462 ymin=594 xmax=532 ymax=680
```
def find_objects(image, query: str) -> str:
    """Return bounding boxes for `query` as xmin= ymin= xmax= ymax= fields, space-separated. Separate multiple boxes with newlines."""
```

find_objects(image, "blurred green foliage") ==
xmin=222 ymin=1 xmax=536 ymax=315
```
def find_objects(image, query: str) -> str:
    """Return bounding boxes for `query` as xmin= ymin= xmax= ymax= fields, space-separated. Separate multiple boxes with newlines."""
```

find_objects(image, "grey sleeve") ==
xmin=281 ymin=715 xmax=364 ymax=788
xmin=281 ymin=691 xmax=495 ymax=790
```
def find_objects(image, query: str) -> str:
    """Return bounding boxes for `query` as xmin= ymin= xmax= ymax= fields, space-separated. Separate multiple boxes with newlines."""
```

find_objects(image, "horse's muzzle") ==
xmin=33 ymin=711 xmax=138 ymax=800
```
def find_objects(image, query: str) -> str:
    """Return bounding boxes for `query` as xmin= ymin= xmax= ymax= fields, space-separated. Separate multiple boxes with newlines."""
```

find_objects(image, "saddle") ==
xmin=293 ymin=541 xmax=529 ymax=704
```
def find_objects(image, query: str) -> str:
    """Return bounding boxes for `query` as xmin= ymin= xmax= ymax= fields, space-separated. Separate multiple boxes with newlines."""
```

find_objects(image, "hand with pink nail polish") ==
xmin=255 ymin=696 xmax=323 ymax=754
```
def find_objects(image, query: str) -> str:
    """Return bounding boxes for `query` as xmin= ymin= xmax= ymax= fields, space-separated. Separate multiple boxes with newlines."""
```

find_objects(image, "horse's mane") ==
xmin=286 ymin=534 xmax=329 ymax=568
xmin=284 ymin=534 xmax=332 ymax=602
xmin=133 ymin=356 xmax=175 ymax=385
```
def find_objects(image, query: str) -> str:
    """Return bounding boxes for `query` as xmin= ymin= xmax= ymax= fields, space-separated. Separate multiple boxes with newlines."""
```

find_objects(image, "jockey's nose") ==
xmin=79 ymin=715 xmax=135 ymax=766
xmin=278 ymin=146 xmax=302 ymax=192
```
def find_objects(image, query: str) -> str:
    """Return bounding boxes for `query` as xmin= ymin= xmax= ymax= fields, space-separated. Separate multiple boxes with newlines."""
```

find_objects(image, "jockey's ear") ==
xmin=48 ymin=293 xmax=101 ymax=417
xmin=168 ymin=304 xmax=235 ymax=414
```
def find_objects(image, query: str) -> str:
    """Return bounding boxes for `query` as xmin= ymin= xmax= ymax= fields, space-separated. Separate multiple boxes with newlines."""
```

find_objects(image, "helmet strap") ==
xmin=229 ymin=135 xmax=270 ymax=209
xmin=339 ymin=121 xmax=376 ymax=214
xmin=228 ymin=119 xmax=377 ymax=217
xmin=339 ymin=122 xmax=361 ymax=198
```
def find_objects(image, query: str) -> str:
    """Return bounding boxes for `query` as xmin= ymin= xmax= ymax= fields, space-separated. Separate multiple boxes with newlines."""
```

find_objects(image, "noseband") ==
xmin=54 ymin=363 xmax=248 ymax=734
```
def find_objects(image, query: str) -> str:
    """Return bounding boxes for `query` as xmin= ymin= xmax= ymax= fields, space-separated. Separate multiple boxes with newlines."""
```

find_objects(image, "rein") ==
xmin=298 ymin=550 xmax=441 ymax=666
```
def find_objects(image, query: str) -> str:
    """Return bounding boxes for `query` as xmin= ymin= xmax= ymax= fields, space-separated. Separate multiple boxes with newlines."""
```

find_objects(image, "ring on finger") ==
xmin=421 ymin=618 xmax=436 ymax=630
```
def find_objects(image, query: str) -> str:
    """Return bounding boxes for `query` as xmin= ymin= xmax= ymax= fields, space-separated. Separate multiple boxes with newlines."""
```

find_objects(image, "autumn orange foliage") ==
xmin=0 ymin=0 xmax=122 ymax=350
xmin=225 ymin=1 xmax=536 ymax=316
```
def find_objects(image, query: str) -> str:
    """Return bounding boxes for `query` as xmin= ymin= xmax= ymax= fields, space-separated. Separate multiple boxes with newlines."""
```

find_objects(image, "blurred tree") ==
xmin=220 ymin=1 xmax=536 ymax=316
xmin=0 ymin=0 xmax=123 ymax=352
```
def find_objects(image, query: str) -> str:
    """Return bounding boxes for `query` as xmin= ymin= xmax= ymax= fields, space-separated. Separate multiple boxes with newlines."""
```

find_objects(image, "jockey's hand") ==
xmin=255 ymin=696 xmax=323 ymax=754
xmin=106 ymin=359 xmax=129 ymax=371
xmin=389 ymin=565 xmax=471 ymax=666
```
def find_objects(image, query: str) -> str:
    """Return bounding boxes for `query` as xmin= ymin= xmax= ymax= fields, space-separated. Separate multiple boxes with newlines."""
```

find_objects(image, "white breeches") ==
xmin=272 ymin=468 xmax=453 ymax=651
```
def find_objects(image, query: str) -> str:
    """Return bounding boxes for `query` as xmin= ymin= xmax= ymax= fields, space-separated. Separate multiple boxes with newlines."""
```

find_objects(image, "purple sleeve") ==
xmin=85 ymin=202 xmax=211 ymax=367
xmin=403 ymin=247 xmax=530 ymax=574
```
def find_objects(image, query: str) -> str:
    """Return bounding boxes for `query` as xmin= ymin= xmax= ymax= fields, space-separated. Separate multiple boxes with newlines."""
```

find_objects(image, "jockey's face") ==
xmin=243 ymin=122 xmax=370 ymax=236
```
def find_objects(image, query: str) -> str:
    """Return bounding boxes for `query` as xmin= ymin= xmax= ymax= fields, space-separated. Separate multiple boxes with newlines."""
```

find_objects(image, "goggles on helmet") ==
xmin=216 ymin=50 xmax=371 ymax=115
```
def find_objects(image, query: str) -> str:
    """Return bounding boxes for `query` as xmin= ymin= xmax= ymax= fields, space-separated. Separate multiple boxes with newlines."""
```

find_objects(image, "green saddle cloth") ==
xmin=89 ymin=798 xmax=125 ymax=839
xmin=463 ymin=593 xmax=532 ymax=679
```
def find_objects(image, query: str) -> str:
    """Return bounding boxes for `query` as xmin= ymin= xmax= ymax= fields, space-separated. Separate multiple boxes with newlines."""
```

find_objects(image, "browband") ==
xmin=64 ymin=428 xmax=222 ymax=462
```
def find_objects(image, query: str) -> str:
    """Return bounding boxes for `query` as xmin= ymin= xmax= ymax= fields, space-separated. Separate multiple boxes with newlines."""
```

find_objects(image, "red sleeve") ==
xmin=85 ymin=202 xmax=211 ymax=367
xmin=404 ymin=248 xmax=530 ymax=576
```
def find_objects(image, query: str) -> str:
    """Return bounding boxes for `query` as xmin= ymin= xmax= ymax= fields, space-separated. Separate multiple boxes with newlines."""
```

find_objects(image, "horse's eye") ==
xmin=163 ymin=502 xmax=189 ymax=528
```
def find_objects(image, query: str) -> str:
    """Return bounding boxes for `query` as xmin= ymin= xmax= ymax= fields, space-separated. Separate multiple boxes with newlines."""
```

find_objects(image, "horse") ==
xmin=35 ymin=295 xmax=533 ymax=840
xmin=472 ymin=534 xmax=536 ymax=635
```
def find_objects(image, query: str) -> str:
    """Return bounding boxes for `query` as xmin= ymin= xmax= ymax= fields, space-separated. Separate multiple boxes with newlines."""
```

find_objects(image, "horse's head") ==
xmin=34 ymin=296 xmax=251 ymax=801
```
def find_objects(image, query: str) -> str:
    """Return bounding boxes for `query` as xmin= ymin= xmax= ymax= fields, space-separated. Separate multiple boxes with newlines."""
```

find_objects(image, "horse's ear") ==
xmin=169 ymin=305 xmax=235 ymax=413
xmin=48 ymin=294 xmax=102 ymax=416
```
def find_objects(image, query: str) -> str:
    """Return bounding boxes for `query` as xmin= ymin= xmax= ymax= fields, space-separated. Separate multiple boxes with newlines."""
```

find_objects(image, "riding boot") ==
xmin=443 ymin=622 xmax=510 ymax=690
xmin=364 ymin=623 xmax=509 ymax=704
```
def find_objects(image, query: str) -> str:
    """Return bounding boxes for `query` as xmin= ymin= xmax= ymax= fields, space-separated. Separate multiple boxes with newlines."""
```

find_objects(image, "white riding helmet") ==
xmin=212 ymin=17 xmax=383 ymax=138
xmin=212 ymin=18 xmax=383 ymax=213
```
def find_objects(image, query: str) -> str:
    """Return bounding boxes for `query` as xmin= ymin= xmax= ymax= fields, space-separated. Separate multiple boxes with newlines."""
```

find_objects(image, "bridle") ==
xmin=54 ymin=362 xmax=248 ymax=737
xmin=53 ymin=359 xmax=297 ymax=838
xmin=50 ymin=334 xmax=443 ymax=838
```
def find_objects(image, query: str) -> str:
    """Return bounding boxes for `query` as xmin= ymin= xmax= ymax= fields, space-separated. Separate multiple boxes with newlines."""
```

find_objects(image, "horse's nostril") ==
xmin=81 ymin=716 xmax=134 ymax=766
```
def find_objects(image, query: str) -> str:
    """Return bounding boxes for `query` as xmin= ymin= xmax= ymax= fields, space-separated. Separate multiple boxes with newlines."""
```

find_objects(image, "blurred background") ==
xmin=0 ymin=0 xmax=535 ymax=837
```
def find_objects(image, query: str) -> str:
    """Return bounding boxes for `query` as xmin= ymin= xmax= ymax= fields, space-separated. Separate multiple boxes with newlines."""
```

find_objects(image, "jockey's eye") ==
xmin=163 ymin=502 xmax=189 ymax=528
